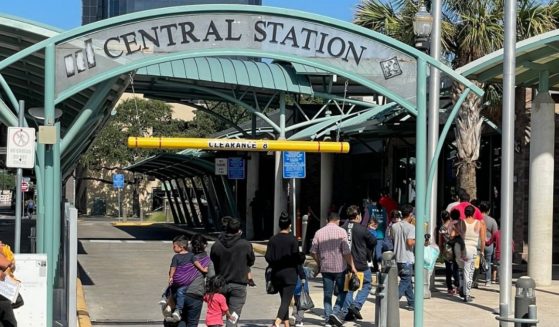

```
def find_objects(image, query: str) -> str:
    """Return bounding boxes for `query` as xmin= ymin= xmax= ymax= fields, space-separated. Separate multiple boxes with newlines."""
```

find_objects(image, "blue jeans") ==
xmin=374 ymin=240 xmax=384 ymax=264
xmin=397 ymin=263 xmax=414 ymax=307
xmin=342 ymin=268 xmax=372 ymax=315
xmin=484 ymin=245 xmax=494 ymax=281
xmin=177 ymin=293 xmax=204 ymax=327
xmin=322 ymin=272 xmax=347 ymax=320
xmin=174 ymin=285 xmax=187 ymax=311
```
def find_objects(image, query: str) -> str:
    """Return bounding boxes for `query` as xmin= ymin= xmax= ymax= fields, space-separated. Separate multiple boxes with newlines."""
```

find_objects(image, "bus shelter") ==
xmin=0 ymin=5 xmax=482 ymax=326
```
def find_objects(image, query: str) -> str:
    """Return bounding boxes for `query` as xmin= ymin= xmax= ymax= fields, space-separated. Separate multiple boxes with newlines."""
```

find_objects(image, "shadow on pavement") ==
xmin=77 ymin=259 xmax=94 ymax=286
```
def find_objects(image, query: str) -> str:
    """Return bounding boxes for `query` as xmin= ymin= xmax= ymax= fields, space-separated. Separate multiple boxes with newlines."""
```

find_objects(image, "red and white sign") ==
xmin=6 ymin=127 xmax=36 ymax=168
xmin=21 ymin=182 xmax=28 ymax=192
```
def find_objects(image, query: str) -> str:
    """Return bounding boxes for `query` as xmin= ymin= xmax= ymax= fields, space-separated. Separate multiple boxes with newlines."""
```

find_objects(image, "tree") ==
xmin=78 ymin=97 xmax=186 ymax=215
xmin=354 ymin=0 xmax=558 ymax=198
xmin=184 ymin=101 xmax=251 ymax=138
xmin=80 ymin=97 xmax=185 ymax=170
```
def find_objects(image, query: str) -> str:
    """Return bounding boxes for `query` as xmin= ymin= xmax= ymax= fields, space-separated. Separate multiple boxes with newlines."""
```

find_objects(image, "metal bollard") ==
xmin=515 ymin=276 xmax=537 ymax=327
xmin=375 ymin=251 xmax=400 ymax=327
xmin=301 ymin=214 xmax=308 ymax=253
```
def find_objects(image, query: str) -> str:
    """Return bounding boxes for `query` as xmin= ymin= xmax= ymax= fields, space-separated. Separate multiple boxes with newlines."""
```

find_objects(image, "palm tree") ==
xmin=354 ymin=0 xmax=558 ymax=199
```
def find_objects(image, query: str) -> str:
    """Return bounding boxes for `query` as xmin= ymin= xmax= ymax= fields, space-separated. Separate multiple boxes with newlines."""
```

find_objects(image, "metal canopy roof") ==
xmin=457 ymin=29 xmax=559 ymax=90
xmin=0 ymin=15 xmax=129 ymax=136
xmin=125 ymin=153 xmax=216 ymax=180
xmin=136 ymin=58 xmax=314 ymax=95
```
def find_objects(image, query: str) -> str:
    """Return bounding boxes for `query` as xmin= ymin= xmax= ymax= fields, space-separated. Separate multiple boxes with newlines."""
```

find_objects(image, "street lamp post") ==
xmin=413 ymin=4 xmax=433 ymax=53
xmin=412 ymin=3 xmax=433 ymax=326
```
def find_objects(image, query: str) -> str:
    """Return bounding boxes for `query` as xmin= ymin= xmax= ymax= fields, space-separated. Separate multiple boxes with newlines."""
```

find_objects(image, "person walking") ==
xmin=453 ymin=205 xmax=485 ymax=302
xmin=167 ymin=236 xmax=208 ymax=321
xmin=341 ymin=205 xmax=376 ymax=321
xmin=265 ymin=212 xmax=304 ymax=327
xmin=480 ymin=202 xmax=498 ymax=285
xmin=203 ymin=275 xmax=235 ymax=327
xmin=178 ymin=234 xmax=214 ymax=327
xmin=310 ymin=212 xmax=357 ymax=327
xmin=390 ymin=204 xmax=416 ymax=310
xmin=438 ymin=211 xmax=459 ymax=295
xmin=210 ymin=217 xmax=255 ymax=327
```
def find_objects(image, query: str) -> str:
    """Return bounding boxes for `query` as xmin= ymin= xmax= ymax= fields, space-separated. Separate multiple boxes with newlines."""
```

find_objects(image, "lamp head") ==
xmin=413 ymin=5 xmax=433 ymax=37
xmin=28 ymin=107 xmax=63 ymax=122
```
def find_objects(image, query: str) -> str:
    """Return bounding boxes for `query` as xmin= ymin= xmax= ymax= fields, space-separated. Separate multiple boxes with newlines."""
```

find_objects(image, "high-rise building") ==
xmin=82 ymin=0 xmax=262 ymax=25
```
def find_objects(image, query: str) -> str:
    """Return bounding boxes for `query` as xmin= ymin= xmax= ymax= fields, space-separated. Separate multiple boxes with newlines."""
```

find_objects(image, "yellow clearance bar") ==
xmin=128 ymin=137 xmax=350 ymax=153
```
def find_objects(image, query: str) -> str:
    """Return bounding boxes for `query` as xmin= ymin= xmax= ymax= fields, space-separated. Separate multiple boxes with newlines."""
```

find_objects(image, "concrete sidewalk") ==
xmin=76 ymin=221 xmax=559 ymax=327
xmin=252 ymin=243 xmax=559 ymax=327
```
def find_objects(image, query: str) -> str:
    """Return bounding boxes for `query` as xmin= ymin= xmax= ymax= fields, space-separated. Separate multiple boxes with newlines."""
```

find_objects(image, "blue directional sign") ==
xmin=283 ymin=151 xmax=306 ymax=179
xmin=113 ymin=174 xmax=125 ymax=189
xmin=227 ymin=158 xmax=245 ymax=180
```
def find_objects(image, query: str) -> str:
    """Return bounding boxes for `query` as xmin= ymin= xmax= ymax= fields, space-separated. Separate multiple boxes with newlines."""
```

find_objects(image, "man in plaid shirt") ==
xmin=311 ymin=212 xmax=357 ymax=327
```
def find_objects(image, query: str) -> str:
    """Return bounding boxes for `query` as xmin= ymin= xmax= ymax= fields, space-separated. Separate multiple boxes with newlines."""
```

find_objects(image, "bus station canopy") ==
xmin=458 ymin=29 xmax=559 ymax=90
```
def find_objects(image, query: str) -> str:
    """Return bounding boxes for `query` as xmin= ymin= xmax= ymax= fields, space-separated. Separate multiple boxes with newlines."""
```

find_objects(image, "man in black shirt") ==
xmin=341 ymin=205 xmax=376 ymax=321
xmin=210 ymin=217 xmax=255 ymax=327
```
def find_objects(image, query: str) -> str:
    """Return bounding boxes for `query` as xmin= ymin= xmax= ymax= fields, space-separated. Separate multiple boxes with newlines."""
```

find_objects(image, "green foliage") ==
xmin=354 ymin=0 xmax=559 ymax=67
xmin=184 ymin=102 xmax=251 ymax=138
xmin=146 ymin=211 xmax=168 ymax=222
xmin=80 ymin=97 xmax=186 ymax=170
xmin=0 ymin=170 xmax=15 ymax=190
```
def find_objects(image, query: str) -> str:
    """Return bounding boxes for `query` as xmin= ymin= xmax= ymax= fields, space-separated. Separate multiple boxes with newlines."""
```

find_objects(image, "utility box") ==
xmin=14 ymin=254 xmax=47 ymax=327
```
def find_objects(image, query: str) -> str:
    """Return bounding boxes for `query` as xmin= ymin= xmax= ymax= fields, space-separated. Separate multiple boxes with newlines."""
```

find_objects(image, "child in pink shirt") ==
xmin=204 ymin=275 xmax=234 ymax=327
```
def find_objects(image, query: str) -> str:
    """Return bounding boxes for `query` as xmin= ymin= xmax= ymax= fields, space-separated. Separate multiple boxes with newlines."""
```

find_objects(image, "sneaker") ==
xmin=158 ymin=297 xmax=167 ymax=306
xmin=344 ymin=312 xmax=355 ymax=322
xmin=447 ymin=288 xmax=456 ymax=295
xmin=328 ymin=315 xmax=343 ymax=327
xmin=295 ymin=322 xmax=304 ymax=327
xmin=404 ymin=305 xmax=415 ymax=311
xmin=172 ymin=309 xmax=181 ymax=320
xmin=463 ymin=296 xmax=473 ymax=303
xmin=289 ymin=316 xmax=296 ymax=326
xmin=348 ymin=305 xmax=362 ymax=320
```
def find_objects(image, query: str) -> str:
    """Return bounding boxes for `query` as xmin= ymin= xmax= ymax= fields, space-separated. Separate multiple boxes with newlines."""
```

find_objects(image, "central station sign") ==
xmin=56 ymin=11 xmax=417 ymax=101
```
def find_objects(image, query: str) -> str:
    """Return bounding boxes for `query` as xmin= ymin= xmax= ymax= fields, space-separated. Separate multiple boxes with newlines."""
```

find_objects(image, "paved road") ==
xmin=78 ymin=219 xmax=361 ymax=327
xmin=78 ymin=219 xmax=559 ymax=327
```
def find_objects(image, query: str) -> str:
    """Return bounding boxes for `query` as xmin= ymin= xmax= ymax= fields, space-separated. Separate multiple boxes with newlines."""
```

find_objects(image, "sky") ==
xmin=0 ymin=0 xmax=358 ymax=30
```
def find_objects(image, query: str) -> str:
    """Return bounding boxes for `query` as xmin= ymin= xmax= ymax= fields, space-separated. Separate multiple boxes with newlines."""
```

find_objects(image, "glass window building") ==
xmin=82 ymin=0 xmax=262 ymax=25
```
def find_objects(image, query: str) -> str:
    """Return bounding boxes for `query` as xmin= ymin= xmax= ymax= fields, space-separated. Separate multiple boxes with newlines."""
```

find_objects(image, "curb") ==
xmin=76 ymin=278 xmax=92 ymax=327
xmin=111 ymin=222 xmax=154 ymax=226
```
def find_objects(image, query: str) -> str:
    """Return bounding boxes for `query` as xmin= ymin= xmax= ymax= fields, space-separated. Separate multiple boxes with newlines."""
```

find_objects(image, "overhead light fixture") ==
xmin=28 ymin=107 xmax=63 ymax=121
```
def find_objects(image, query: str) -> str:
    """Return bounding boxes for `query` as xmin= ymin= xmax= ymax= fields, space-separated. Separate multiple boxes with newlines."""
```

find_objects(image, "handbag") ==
xmin=265 ymin=266 xmax=277 ymax=294
xmin=297 ymin=284 xmax=314 ymax=311
xmin=479 ymin=255 xmax=489 ymax=273
xmin=344 ymin=272 xmax=362 ymax=292
xmin=12 ymin=293 xmax=24 ymax=309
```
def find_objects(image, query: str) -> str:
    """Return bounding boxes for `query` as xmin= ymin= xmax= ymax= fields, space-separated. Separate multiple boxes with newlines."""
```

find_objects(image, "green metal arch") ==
xmin=0 ymin=5 xmax=482 ymax=98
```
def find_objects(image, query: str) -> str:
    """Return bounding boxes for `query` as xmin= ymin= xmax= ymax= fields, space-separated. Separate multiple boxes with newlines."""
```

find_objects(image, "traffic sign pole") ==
xmin=14 ymin=100 xmax=25 ymax=254
xmin=292 ymin=178 xmax=296 ymax=238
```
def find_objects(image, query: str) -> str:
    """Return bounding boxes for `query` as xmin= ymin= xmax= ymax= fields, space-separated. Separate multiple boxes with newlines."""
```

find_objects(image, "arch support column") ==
xmin=245 ymin=152 xmax=259 ymax=240
xmin=528 ymin=82 xmax=555 ymax=286
xmin=320 ymin=153 xmax=333 ymax=227
xmin=273 ymin=93 xmax=287 ymax=235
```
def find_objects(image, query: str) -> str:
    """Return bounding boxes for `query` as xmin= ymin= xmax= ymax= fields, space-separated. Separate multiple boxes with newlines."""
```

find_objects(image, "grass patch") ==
xmin=146 ymin=211 xmax=168 ymax=222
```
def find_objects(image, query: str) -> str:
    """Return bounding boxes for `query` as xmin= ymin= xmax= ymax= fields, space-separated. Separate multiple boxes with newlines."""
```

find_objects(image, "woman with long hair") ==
xmin=265 ymin=212 xmax=304 ymax=327
xmin=177 ymin=234 xmax=214 ymax=327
